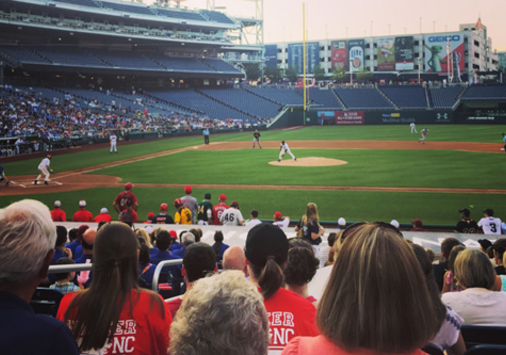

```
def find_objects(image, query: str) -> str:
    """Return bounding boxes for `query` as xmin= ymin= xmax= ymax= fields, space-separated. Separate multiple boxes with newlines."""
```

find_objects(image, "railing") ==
xmin=151 ymin=259 xmax=183 ymax=292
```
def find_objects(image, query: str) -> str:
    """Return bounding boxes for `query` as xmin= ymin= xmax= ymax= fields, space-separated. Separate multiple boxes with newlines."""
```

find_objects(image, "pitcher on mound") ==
xmin=278 ymin=140 xmax=297 ymax=162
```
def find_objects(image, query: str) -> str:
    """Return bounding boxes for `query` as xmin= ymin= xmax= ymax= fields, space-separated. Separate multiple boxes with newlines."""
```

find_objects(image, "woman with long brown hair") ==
xmin=294 ymin=202 xmax=325 ymax=246
xmin=57 ymin=222 xmax=172 ymax=354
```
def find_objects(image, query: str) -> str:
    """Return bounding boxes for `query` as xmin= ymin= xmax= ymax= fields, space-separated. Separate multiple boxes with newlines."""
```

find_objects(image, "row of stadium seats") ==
xmin=52 ymin=0 xmax=234 ymax=24
xmin=0 ymin=45 xmax=242 ymax=73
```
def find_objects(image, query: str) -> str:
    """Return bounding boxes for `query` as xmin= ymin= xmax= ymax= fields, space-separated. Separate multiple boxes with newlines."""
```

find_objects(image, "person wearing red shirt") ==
xmin=57 ymin=222 xmax=172 ymax=355
xmin=245 ymin=224 xmax=319 ymax=354
xmin=94 ymin=208 xmax=112 ymax=223
xmin=119 ymin=201 xmax=138 ymax=224
xmin=113 ymin=182 xmax=138 ymax=214
xmin=73 ymin=200 xmax=93 ymax=222
xmin=212 ymin=194 xmax=229 ymax=225
xmin=50 ymin=200 xmax=66 ymax=222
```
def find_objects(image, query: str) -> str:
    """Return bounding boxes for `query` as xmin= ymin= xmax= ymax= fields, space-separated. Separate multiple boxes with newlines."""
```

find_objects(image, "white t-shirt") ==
xmin=273 ymin=217 xmax=290 ymax=228
xmin=38 ymin=158 xmax=50 ymax=169
xmin=245 ymin=219 xmax=262 ymax=228
xmin=430 ymin=307 xmax=464 ymax=351
xmin=410 ymin=123 xmax=415 ymax=128
xmin=280 ymin=142 xmax=289 ymax=152
xmin=478 ymin=217 xmax=502 ymax=235
xmin=110 ymin=135 xmax=117 ymax=143
xmin=220 ymin=208 xmax=244 ymax=226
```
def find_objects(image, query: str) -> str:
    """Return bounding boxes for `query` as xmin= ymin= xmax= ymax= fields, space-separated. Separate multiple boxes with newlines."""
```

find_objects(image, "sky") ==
xmin=149 ymin=0 xmax=506 ymax=51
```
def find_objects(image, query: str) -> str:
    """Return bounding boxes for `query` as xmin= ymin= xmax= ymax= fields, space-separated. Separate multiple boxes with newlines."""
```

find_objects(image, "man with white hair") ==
xmin=172 ymin=232 xmax=195 ymax=259
xmin=0 ymin=199 xmax=79 ymax=354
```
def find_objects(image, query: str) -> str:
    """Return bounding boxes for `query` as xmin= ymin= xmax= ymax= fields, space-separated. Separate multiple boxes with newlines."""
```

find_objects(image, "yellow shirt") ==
xmin=175 ymin=207 xmax=192 ymax=225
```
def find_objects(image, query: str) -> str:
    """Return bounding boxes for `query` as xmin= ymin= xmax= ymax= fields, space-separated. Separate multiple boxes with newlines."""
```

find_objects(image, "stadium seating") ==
xmin=334 ymin=88 xmax=393 ymax=109
xmin=155 ymin=8 xmax=206 ymax=22
xmin=200 ymin=58 xmax=241 ymax=73
xmin=27 ymin=46 xmax=107 ymax=67
xmin=100 ymin=1 xmax=155 ymax=16
xmin=30 ymin=288 xmax=63 ymax=317
xmin=461 ymin=325 xmax=506 ymax=349
xmin=53 ymin=0 xmax=101 ymax=8
xmin=464 ymin=345 xmax=506 ymax=355
xmin=460 ymin=84 xmax=506 ymax=101
xmin=379 ymin=86 xmax=428 ymax=109
xmin=0 ymin=46 xmax=50 ymax=65
xmin=200 ymin=88 xmax=282 ymax=119
xmin=248 ymin=88 xmax=303 ymax=106
xmin=147 ymin=54 xmax=212 ymax=72
xmin=304 ymin=88 xmax=344 ymax=109
xmin=429 ymin=86 xmax=466 ymax=109
xmin=86 ymin=49 xmax=163 ymax=70
xmin=201 ymin=10 xmax=235 ymax=24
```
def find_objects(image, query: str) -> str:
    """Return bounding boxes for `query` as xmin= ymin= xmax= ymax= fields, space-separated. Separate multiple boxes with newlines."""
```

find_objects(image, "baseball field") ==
xmin=1 ymin=124 xmax=505 ymax=226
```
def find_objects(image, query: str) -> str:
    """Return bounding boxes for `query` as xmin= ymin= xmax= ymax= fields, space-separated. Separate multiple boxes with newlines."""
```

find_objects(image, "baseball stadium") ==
xmin=1 ymin=0 xmax=506 ymax=353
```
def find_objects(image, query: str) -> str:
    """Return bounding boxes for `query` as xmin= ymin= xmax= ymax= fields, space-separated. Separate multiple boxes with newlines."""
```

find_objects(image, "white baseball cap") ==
xmin=54 ymin=200 xmax=61 ymax=208
xmin=390 ymin=220 xmax=400 ymax=229
xmin=100 ymin=208 xmax=108 ymax=214
xmin=145 ymin=226 xmax=154 ymax=234
xmin=337 ymin=217 xmax=346 ymax=226
xmin=79 ymin=200 xmax=86 ymax=207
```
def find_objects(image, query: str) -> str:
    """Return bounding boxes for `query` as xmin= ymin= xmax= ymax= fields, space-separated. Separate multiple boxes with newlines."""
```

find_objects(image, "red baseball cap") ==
xmin=273 ymin=212 xmax=282 ymax=219
xmin=219 ymin=194 xmax=227 ymax=201
xmin=174 ymin=198 xmax=183 ymax=208
xmin=124 ymin=182 xmax=134 ymax=190
xmin=160 ymin=203 xmax=168 ymax=211
xmin=184 ymin=185 xmax=192 ymax=194
xmin=147 ymin=212 xmax=155 ymax=219
xmin=231 ymin=201 xmax=239 ymax=208
xmin=168 ymin=230 xmax=178 ymax=239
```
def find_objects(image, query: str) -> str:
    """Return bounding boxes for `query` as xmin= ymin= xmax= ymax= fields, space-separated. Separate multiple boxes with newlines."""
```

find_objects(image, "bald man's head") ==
xmin=223 ymin=245 xmax=246 ymax=275
xmin=81 ymin=228 xmax=97 ymax=252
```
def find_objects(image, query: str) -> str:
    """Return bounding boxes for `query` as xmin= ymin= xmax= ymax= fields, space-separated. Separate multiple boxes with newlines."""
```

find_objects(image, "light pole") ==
xmin=417 ymin=57 xmax=422 ymax=84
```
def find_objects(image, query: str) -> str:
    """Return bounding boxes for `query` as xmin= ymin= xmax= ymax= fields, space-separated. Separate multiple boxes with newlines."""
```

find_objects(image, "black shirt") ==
xmin=296 ymin=219 xmax=322 ymax=245
xmin=495 ymin=265 xmax=506 ymax=275
xmin=153 ymin=214 xmax=174 ymax=224
xmin=455 ymin=218 xmax=478 ymax=233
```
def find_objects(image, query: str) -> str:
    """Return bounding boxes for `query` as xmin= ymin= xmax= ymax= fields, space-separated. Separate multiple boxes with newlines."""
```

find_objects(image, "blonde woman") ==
xmin=135 ymin=228 xmax=152 ymax=248
xmin=294 ymin=203 xmax=325 ymax=246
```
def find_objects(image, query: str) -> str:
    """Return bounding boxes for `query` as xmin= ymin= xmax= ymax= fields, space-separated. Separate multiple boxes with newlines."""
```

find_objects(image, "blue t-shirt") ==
xmin=139 ymin=262 xmax=157 ymax=289
xmin=65 ymin=240 xmax=80 ymax=259
xmin=0 ymin=291 xmax=79 ymax=355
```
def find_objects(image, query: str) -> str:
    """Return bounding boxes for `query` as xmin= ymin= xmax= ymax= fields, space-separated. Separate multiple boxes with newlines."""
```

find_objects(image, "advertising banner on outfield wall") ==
xmin=334 ymin=111 xmax=364 ymax=125
xmin=288 ymin=42 xmax=320 ymax=74
xmin=424 ymin=33 xmax=465 ymax=73
xmin=376 ymin=37 xmax=395 ymax=71
xmin=348 ymin=39 xmax=365 ymax=72
xmin=395 ymin=36 xmax=414 ymax=71
xmin=264 ymin=44 xmax=278 ymax=67
xmin=330 ymin=40 xmax=348 ymax=70
xmin=364 ymin=111 xmax=454 ymax=124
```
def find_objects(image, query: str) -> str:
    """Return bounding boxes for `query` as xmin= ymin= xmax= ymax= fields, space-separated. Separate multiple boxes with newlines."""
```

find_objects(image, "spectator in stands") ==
xmin=319 ymin=232 xmax=337 ymax=267
xmin=197 ymin=192 xmax=213 ymax=225
xmin=212 ymin=230 xmax=229 ymax=262
xmin=220 ymin=200 xmax=244 ymax=226
xmin=52 ymin=225 xmax=72 ymax=264
xmin=94 ymin=207 xmax=112 ymax=223
xmin=71 ymin=225 xmax=89 ymax=261
xmin=168 ymin=230 xmax=181 ymax=252
xmin=172 ymin=232 xmax=195 ymax=259
xmin=493 ymin=239 xmax=506 ymax=275
xmin=295 ymin=202 xmax=324 ymax=246
xmin=441 ymin=245 xmax=466 ymax=294
xmin=65 ymin=228 xmax=79 ymax=258
xmin=119 ymin=200 xmax=138 ymax=224
xmin=74 ymin=228 xmax=96 ymax=288
xmin=0 ymin=199 xmax=79 ymax=355
xmin=152 ymin=203 xmax=174 ymax=224
xmin=72 ymin=200 xmax=93 ymax=222
xmin=337 ymin=217 xmax=346 ymax=230
xmin=223 ymin=245 xmax=247 ymax=274
xmin=112 ymin=182 xmax=138 ymax=213
xmin=284 ymin=239 xmax=320 ymax=306
xmin=455 ymin=208 xmax=478 ymax=233
xmin=144 ymin=212 xmax=155 ymax=224
xmin=212 ymin=194 xmax=229 ymax=225
xmin=442 ymin=249 xmax=506 ymax=325
xmin=150 ymin=230 xmax=178 ymax=265
xmin=425 ymin=248 xmax=436 ymax=263
xmin=245 ymin=223 xmax=318 ymax=352
xmin=180 ymin=185 xmax=198 ymax=224
xmin=135 ymin=229 xmax=153 ymax=249
xmin=188 ymin=228 xmax=202 ymax=242
xmin=283 ymin=222 xmax=439 ymax=355
xmin=245 ymin=209 xmax=262 ymax=227
xmin=138 ymin=244 xmax=156 ymax=290
xmin=501 ymin=253 xmax=506 ymax=292
xmin=410 ymin=244 xmax=466 ymax=355
xmin=51 ymin=200 xmax=66 ymax=222
xmin=57 ymin=222 xmax=171 ymax=354
xmin=433 ymin=238 xmax=461 ymax=291
xmin=166 ymin=242 xmax=217 ymax=318
xmin=390 ymin=219 xmax=400 ymax=229
xmin=169 ymin=271 xmax=269 ymax=355
xmin=273 ymin=211 xmax=290 ymax=228
xmin=478 ymin=238 xmax=492 ymax=255
xmin=410 ymin=218 xmax=427 ymax=231
xmin=50 ymin=257 xmax=81 ymax=295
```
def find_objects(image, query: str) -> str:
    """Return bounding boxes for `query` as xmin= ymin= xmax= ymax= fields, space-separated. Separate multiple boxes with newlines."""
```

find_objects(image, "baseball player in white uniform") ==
xmin=220 ymin=201 xmax=244 ymax=226
xmin=410 ymin=122 xmax=417 ymax=134
xmin=478 ymin=209 xmax=502 ymax=235
xmin=35 ymin=154 xmax=52 ymax=185
xmin=418 ymin=127 xmax=430 ymax=145
xmin=110 ymin=133 xmax=117 ymax=153
xmin=278 ymin=140 xmax=297 ymax=162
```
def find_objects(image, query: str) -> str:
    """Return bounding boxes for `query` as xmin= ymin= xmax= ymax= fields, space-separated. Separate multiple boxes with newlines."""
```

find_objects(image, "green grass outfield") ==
xmin=1 ymin=125 xmax=505 ymax=225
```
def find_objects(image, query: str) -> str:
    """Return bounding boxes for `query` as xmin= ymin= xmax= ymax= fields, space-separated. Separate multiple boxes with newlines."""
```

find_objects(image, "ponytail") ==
xmin=257 ymin=256 xmax=284 ymax=299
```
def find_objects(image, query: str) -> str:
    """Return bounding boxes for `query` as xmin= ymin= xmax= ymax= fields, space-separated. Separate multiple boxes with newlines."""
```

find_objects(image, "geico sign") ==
xmin=428 ymin=35 xmax=461 ymax=42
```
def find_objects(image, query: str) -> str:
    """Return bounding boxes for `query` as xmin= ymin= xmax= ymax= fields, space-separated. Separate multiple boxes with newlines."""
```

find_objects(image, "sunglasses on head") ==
xmin=341 ymin=221 xmax=403 ymax=243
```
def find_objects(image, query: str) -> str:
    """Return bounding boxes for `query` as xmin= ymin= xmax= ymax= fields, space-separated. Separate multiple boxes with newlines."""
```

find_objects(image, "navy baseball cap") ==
xmin=459 ymin=208 xmax=470 ymax=217
xmin=245 ymin=223 xmax=288 ymax=267
xmin=483 ymin=209 xmax=494 ymax=216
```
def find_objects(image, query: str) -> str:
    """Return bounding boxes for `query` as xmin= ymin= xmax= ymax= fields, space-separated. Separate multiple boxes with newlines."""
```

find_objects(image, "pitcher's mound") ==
xmin=268 ymin=157 xmax=348 ymax=167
